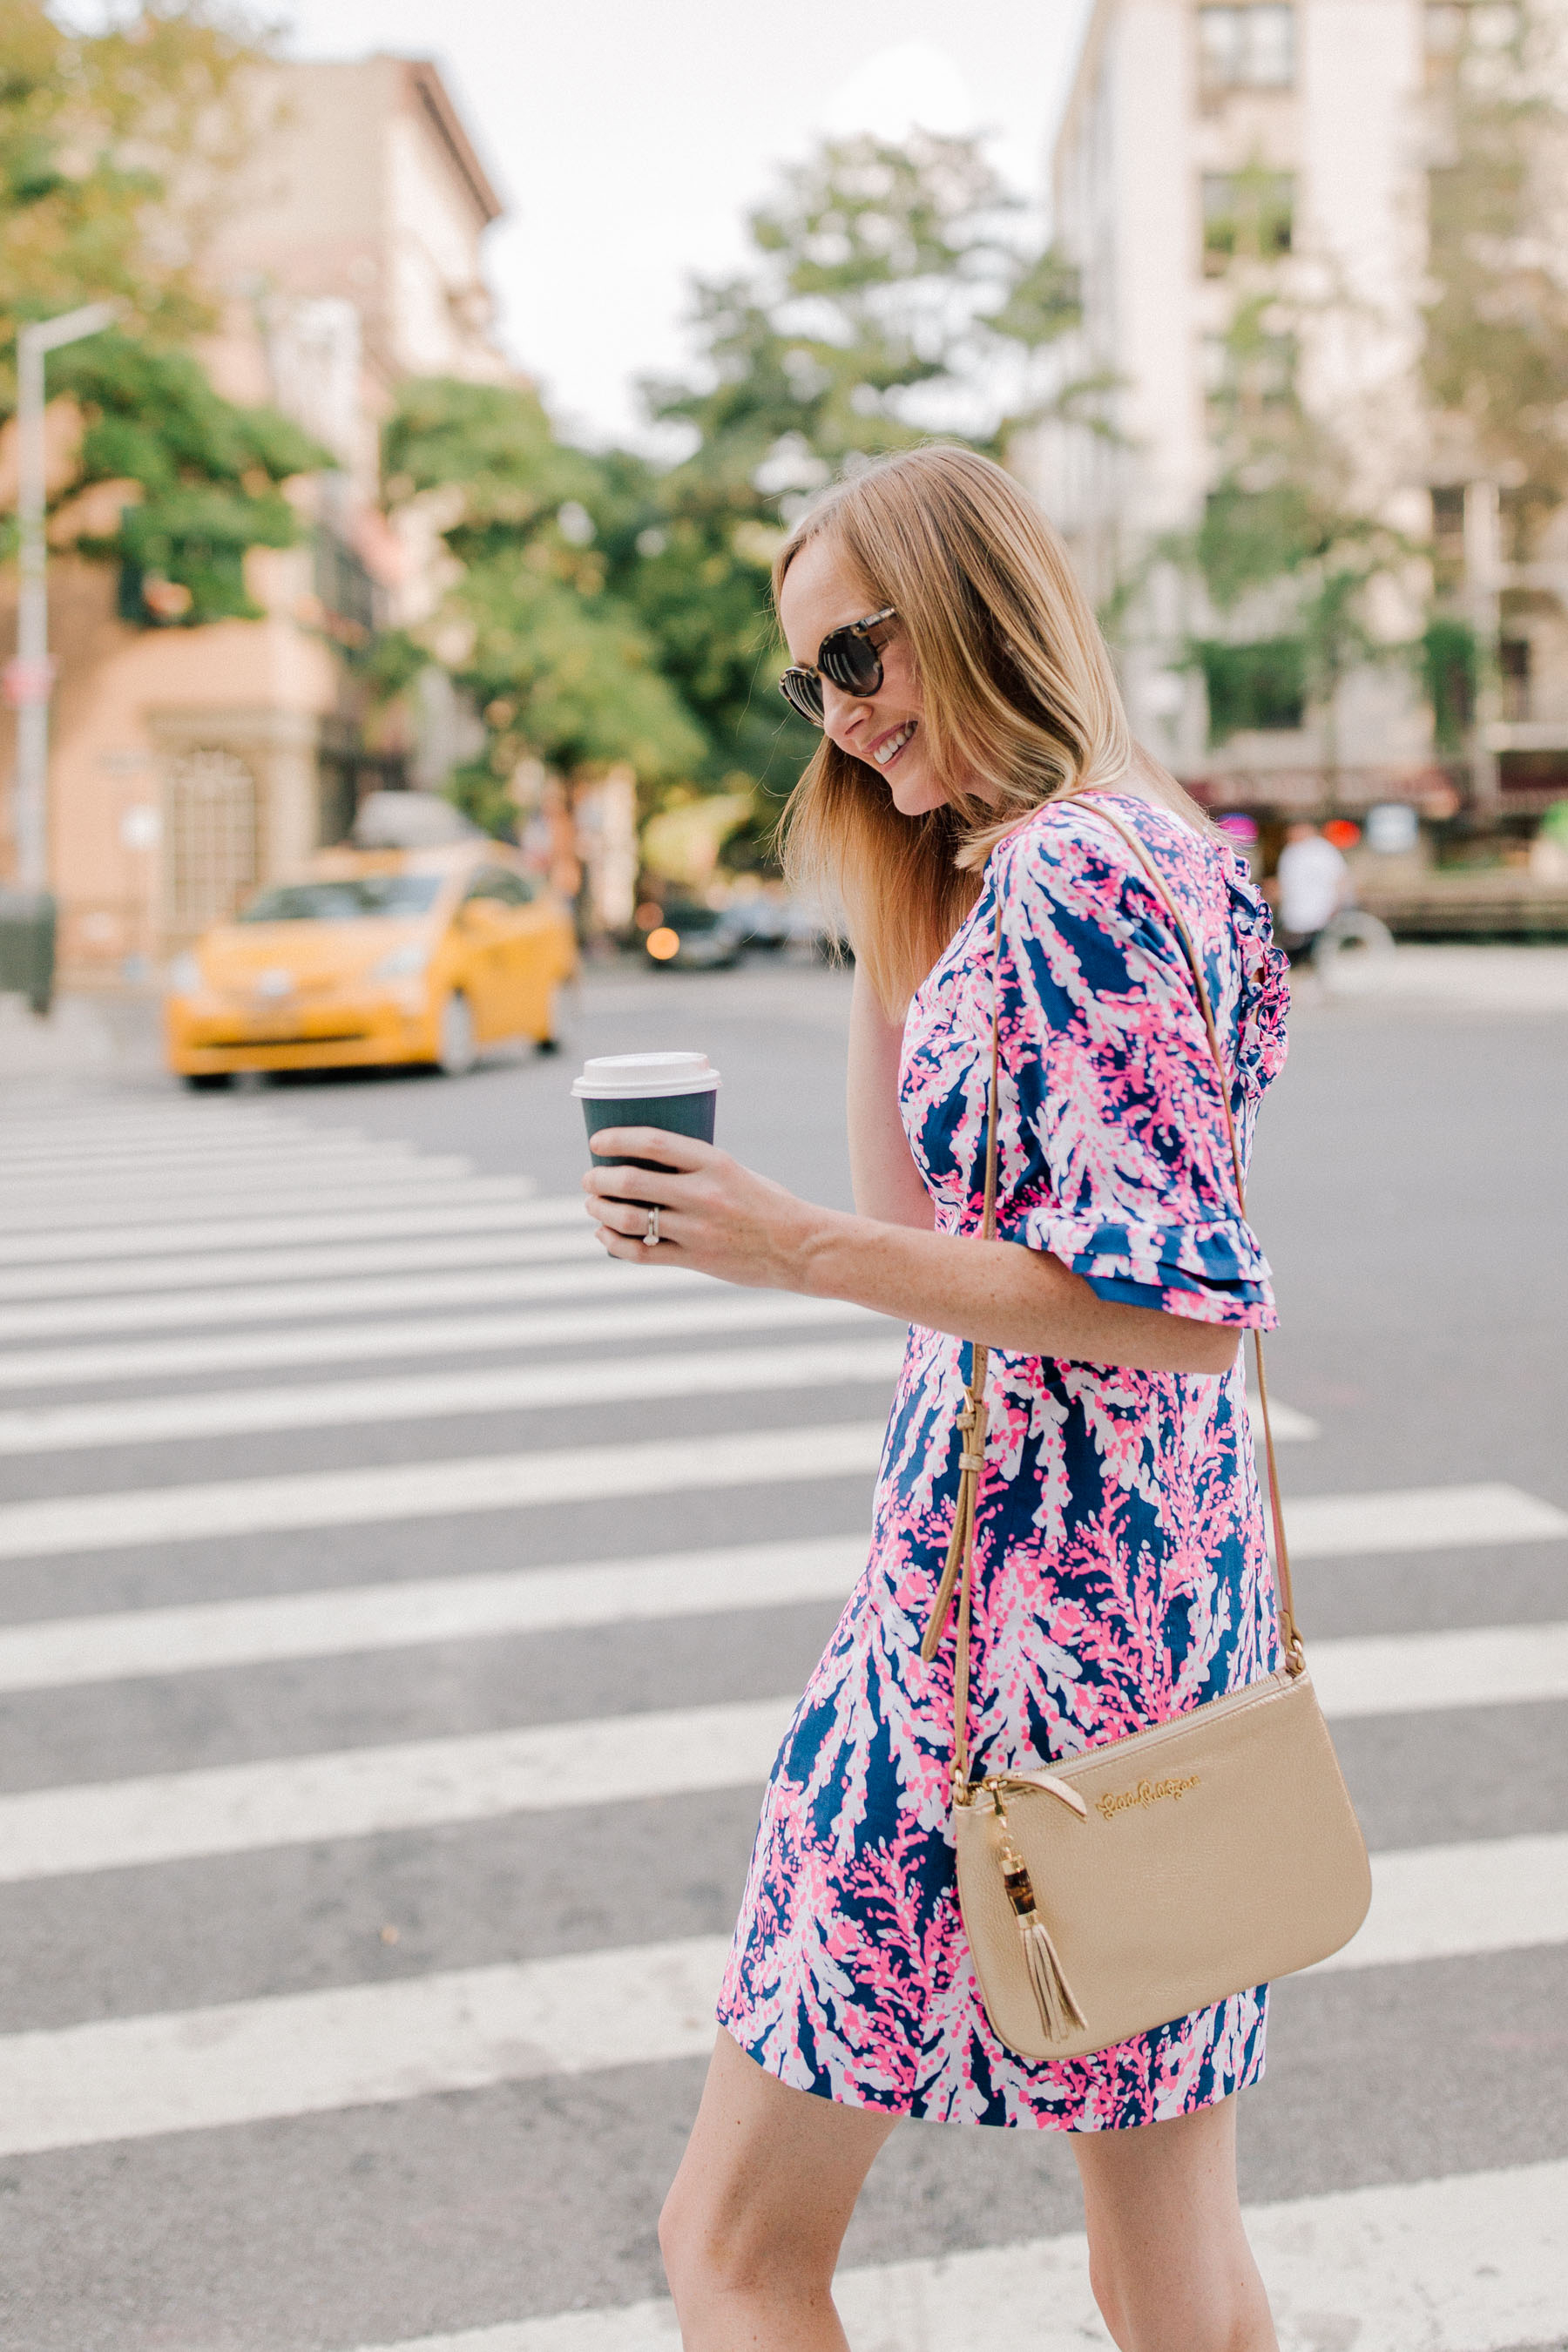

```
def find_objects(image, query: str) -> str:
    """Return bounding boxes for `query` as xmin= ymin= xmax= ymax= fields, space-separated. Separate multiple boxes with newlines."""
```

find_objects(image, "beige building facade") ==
xmin=1032 ymin=0 xmax=1568 ymax=818
xmin=2 ymin=55 xmax=507 ymax=977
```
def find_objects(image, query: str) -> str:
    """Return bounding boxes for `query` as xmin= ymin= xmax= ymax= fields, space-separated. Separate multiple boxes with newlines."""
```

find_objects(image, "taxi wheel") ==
xmin=182 ymin=1072 xmax=233 ymax=1092
xmin=436 ymin=990 xmax=478 ymax=1077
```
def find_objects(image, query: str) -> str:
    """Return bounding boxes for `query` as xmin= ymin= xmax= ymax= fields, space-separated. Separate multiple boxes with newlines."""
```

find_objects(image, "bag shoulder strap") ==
xmin=925 ymin=791 xmax=1303 ymax=1790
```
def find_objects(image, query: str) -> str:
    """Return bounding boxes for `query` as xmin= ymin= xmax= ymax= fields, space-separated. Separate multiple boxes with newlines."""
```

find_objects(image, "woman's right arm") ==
xmin=846 ymin=963 xmax=935 ymax=1229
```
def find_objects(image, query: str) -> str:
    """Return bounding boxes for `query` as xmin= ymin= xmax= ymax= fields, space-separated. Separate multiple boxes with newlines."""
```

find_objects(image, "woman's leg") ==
xmin=1072 ymin=2096 xmax=1277 ymax=2352
xmin=659 ymin=2029 xmax=898 ymax=2352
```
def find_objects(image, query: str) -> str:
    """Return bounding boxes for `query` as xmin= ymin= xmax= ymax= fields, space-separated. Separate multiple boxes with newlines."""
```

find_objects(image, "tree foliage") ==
xmin=1423 ymin=0 xmax=1568 ymax=520
xmin=51 ymin=331 xmax=324 ymax=624
xmin=0 ymin=0 xmax=267 ymax=364
xmin=624 ymin=131 xmax=1086 ymax=804
xmin=1 ymin=3 xmax=323 ymax=625
xmin=379 ymin=376 xmax=705 ymax=829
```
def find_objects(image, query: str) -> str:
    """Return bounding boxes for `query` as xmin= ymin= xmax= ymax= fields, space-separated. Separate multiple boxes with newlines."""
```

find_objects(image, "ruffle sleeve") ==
xmin=991 ymin=804 xmax=1282 ymax=1329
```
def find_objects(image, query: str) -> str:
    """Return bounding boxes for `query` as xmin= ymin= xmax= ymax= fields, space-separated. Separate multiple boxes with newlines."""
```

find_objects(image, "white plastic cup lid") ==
xmin=571 ymin=1051 xmax=722 ymax=1100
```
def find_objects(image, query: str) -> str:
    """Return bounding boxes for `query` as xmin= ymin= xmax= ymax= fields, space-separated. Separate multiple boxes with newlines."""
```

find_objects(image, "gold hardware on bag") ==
xmin=941 ymin=791 xmax=1371 ymax=2065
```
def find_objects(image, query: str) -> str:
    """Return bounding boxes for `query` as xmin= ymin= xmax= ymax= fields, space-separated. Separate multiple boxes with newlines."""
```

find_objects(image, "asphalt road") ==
xmin=0 ymin=954 xmax=1564 ymax=2352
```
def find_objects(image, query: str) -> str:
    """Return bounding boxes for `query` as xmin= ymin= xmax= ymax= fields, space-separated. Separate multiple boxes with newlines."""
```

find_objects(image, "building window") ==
xmin=1500 ymin=638 xmax=1531 ymax=721
xmin=1202 ymin=172 xmax=1294 ymax=272
xmin=165 ymin=748 xmax=259 ymax=934
xmin=1198 ymin=5 xmax=1295 ymax=90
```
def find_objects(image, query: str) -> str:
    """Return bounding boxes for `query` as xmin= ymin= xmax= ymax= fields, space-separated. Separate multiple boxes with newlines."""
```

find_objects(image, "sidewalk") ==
xmin=0 ymin=990 xmax=166 ymax=1092
xmin=1315 ymin=943 xmax=1568 ymax=1015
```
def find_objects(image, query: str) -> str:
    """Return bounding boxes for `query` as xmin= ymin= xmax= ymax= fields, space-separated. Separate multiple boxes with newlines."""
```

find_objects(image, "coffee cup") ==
xmin=572 ymin=1051 xmax=720 ymax=1180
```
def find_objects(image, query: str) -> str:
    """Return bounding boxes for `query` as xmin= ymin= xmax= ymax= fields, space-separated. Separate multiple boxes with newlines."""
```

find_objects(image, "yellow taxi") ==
xmin=165 ymin=840 xmax=577 ymax=1086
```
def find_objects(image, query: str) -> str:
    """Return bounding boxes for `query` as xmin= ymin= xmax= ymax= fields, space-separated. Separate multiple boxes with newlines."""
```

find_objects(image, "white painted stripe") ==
xmin=3 ymin=1631 xmax=1562 ymax=1882
xmin=0 ymin=1422 xmax=889 ymax=1561
xmin=0 ymin=1254 xmax=685 ymax=1341
xmin=0 ymin=1287 xmax=881 ymax=1388
xmin=0 ymin=1334 xmax=905 ymax=1455
xmin=0 ymin=1172 xmax=535 ymax=1232
xmin=0 ymin=1535 xmax=869 ymax=1693
xmin=0 ymin=1506 xmax=1558 ymax=1702
xmin=0 ymin=1937 xmax=729 ymax=2158
xmin=0 ymin=1192 xmax=584 ymax=1267
xmin=0 ymin=1538 xmax=867 ymax=1687
xmin=0 ymin=1141 xmax=430 ymax=1183
xmin=350 ymin=2160 xmax=1568 ymax=2352
xmin=1281 ymin=1480 xmax=1568 ymax=1556
xmin=1247 ymin=1396 xmax=1316 ymax=1442
xmin=0 ymin=1444 xmax=1551 ymax=1570
xmin=0 ymin=1227 xmax=605 ymax=1309
xmin=0 ymin=1839 xmax=1559 ymax=2158
xmin=1316 ymin=1831 xmax=1568 ymax=1970
xmin=0 ymin=1697 xmax=796 ymax=1882
xmin=1308 ymin=1616 xmax=1568 ymax=1718
xmin=0 ymin=1185 xmax=583 ymax=1260
xmin=0 ymin=1162 xmax=490 ymax=1215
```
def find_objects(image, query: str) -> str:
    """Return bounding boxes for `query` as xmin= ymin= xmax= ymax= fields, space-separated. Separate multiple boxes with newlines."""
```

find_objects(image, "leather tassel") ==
xmin=997 ymin=1833 xmax=1085 ymax=2044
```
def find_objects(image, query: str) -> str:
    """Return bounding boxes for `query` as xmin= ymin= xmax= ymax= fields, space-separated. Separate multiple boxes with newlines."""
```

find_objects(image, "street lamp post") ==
xmin=6 ymin=301 xmax=118 ymax=890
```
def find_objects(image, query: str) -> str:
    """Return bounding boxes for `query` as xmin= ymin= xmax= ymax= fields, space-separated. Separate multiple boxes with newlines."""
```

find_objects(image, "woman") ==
xmin=583 ymin=445 xmax=1289 ymax=2352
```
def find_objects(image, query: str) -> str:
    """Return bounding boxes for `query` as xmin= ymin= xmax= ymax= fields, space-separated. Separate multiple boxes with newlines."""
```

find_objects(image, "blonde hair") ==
xmin=775 ymin=443 xmax=1209 ymax=1011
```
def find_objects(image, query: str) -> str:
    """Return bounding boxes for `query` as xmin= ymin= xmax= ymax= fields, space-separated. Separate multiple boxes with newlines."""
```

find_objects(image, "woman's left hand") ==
xmin=582 ymin=1130 xmax=834 ymax=1291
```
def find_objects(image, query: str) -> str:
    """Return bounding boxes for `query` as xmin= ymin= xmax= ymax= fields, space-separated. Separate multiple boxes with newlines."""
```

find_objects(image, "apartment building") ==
xmin=8 ymin=55 xmax=506 ymax=976
xmin=1032 ymin=0 xmax=1568 ymax=817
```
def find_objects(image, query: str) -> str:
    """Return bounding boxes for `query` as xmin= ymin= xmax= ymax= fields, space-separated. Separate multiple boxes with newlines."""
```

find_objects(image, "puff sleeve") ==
xmin=992 ymin=810 xmax=1281 ymax=1328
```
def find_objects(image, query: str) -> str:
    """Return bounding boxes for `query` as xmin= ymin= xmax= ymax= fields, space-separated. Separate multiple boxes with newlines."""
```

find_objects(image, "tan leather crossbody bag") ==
xmin=923 ymin=800 xmax=1371 ymax=2064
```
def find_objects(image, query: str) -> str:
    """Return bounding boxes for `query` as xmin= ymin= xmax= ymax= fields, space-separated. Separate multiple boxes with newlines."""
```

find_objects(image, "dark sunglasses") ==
xmin=778 ymin=605 xmax=896 ymax=726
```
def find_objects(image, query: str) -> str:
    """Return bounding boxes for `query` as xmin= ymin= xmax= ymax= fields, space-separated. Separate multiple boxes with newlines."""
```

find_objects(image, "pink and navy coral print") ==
xmin=717 ymin=793 xmax=1291 ymax=2130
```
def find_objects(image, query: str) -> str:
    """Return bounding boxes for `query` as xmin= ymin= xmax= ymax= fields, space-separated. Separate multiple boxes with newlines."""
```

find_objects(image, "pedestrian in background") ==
xmin=585 ymin=446 xmax=1291 ymax=2352
xmin=1273 ymin=819 xmax=1350 ymax=963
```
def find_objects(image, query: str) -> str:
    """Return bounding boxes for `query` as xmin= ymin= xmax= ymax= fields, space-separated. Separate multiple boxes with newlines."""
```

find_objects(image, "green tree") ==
xmin=49 ymin=331 xmax=325 ymax=625
xmin=1423 ymin=0 xmax=1568 ymax=518
xmin=627 ymin=130 xmax=1089 ymax=807
xmin=0 ymin=0 xmax=267 ymax=355
xmin=380 ymin=376 xmax=705 ymax=834
xmin=1 ymin=2 xmax=323 ymax=624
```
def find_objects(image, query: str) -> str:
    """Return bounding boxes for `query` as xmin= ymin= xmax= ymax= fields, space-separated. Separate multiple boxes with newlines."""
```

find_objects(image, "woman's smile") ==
xmin=868 ymin=718 xmax=918 ymax=767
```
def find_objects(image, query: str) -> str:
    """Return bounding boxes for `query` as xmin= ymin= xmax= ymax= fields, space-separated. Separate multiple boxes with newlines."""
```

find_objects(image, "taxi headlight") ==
xmin=166 ymin=952 xmax=202 ymax=996
xmin=371 ymin=940 xmax=432 ymax=980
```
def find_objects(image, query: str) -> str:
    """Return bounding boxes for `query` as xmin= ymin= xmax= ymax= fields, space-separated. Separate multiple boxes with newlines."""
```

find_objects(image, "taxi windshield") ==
xmin=239 ymin=876 xmax=443 ymax=923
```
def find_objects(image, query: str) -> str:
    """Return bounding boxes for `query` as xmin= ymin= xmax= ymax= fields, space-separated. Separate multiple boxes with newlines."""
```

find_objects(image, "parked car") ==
xmin=639 ymin=902 xmax=749 ymax=970
xmin=164 ymin=841 xmax=577 ymax=1086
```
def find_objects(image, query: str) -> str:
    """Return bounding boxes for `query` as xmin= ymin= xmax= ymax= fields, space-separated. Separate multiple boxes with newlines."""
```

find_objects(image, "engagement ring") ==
xmin=644 ymin=1206 xmax=660 ymax=1247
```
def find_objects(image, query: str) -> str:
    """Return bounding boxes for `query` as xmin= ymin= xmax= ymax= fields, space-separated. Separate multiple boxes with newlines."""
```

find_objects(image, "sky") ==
xmin=271 ymin=0 xmax=1096 ymax=449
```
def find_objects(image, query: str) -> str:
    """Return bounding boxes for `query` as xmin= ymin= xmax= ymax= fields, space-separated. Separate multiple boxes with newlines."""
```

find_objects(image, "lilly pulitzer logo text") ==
xmin=1095 ymin=1773 xmax=1201 ymax=1823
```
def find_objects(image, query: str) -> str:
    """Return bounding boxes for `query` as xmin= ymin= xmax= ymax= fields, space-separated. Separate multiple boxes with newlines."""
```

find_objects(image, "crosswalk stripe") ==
xmin=0 ymin=1697 xmax=794 ymax=1881
xmin=0 ymin=1422 xmax=890 ymax=1561
xmin=0 ymin=1172 xmax=514 ymax=1228
xmin=0 ymin=1139 xmax=433 ymax=1183
xmin=0 ymin=1149 xmax=469 ymax=1200
xmin=354 ymin=2160 xmax=1568 ymax=2352
xmin=0 ymin=1227 xmax=606 ymax=1308
xmin=0 ymin=1288 xmax=881 ymax=1389
xmin=0 ymin=1835 xmax=1560 ymax=2158
xmin=2 ymin=1511 xmax=1558 ymax=1700
xmin=1317 ymin=1832 xmax=1568 ymax=1970
xmin=2 ymin=1627 xmax=1560 ymax=1882
xmin=0 ymin=1334 xmax=907 ymax=1456
xmin=0 ymin=1193 xmax=585 ymax=1267
xmin=0 ymin=1535 xmax=869 ymax=1692
xmin=1278 ymin=1480 xmax=1568 ymax=1556
xmin=0 ymin=1445 xmax=1554 ymax=1568
xmin=0 ymin=1254 xmax=689 ymax=1342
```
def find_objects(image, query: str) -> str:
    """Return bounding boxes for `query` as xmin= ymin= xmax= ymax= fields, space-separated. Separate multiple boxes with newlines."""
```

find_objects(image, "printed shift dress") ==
xmin=717 ymin=791 xmax=1292 ymax=2131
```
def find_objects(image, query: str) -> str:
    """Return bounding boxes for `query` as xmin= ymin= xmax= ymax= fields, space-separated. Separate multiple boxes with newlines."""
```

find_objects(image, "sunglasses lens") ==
xmin=818 ymin=631 xmax=882 ymax=697
xmin=779 ymin=670 xmax=824 ymax=725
